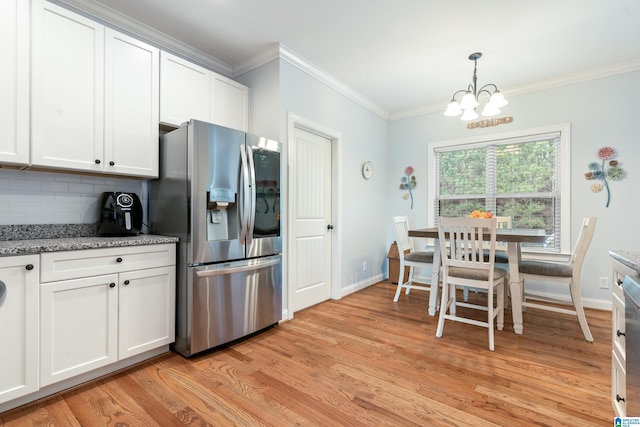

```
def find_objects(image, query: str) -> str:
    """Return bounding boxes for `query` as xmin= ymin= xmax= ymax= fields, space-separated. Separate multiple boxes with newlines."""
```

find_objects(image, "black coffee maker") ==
xmin=98 ymin=192 xmax=143 ymax=236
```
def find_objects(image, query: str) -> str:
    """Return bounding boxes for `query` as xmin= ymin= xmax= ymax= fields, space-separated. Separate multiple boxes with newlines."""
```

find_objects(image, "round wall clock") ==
xmin=362 ymin=161 xmax=373 ymax=180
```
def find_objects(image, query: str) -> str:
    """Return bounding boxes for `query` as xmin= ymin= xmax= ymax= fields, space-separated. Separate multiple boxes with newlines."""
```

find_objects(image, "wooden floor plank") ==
xmin=1 ymin=281 xmax=614 ymax=426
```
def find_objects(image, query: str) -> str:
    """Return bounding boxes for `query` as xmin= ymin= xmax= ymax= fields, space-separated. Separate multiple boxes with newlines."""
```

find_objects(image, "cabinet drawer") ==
xmin=41 ymin=244 xmax=176 ymax=283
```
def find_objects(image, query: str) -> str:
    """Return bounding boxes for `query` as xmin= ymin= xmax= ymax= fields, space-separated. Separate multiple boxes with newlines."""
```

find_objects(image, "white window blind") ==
xmin=432 ymin=130 xmax=565 ymax=253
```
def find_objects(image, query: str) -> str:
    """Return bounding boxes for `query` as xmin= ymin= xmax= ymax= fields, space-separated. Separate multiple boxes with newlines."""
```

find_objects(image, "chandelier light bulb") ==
xmin=444 ymin=101 xmax=462 ymax=116
xmin=481 ymin=103 xmax=501 ymax=117
xmin=460 ymin=92 xmax=479 ymax=110
xmin=489 ymin=92 xmax=508 ymax=108
xmin=460 ymin=108 xmax=479 ymax=121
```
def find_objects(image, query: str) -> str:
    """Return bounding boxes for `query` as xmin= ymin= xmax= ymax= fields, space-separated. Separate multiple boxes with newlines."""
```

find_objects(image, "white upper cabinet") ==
xmin=31 ymin=0 xmax=159 ymax=178
xmin=31 ymin=0 xmax=105 ymax=172
xmin=160 ymin=52 xmax=210 ymax=126
xmin=211 ymin=73 xmax=249 ymax=132
xmin=0 ymin=0 xmax=30 ymax=166
xmin=104 ymin=28 xmax=159 ymax=177
xmin=160 ymin=51 xmax=249 ymax=131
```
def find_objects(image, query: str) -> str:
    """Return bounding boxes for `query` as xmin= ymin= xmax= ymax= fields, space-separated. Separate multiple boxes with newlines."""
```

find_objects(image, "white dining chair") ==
xmin=480 ymin=215 xmax=511 ymax=263
xmin=518 ymin=217 xmax=597 ymax=342
xmin=435 ymin=217 xmax=507 ymax=351
xmin=391 ymin=216 xmax=436 ymax=302
xmin=466 ymin=215 xmax=511 ymax=302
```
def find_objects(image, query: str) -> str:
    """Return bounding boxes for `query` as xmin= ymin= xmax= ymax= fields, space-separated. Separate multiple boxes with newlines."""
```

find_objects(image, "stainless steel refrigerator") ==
xmin=150 ymin=119 xmax=282 ymax=357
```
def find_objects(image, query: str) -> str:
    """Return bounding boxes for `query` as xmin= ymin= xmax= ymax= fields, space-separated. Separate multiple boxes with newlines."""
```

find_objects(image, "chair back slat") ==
xmin=393 ymin=216 xmax=414 ymax=253
xmin=439 ymin=217 xmax=497 ymax=273
xmin=483 ymin=216 xmax=511 ymax=250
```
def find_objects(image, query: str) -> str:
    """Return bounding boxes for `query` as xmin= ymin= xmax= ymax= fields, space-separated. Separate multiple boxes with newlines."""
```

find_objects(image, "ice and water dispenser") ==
xmin=206 ymin=187 xmax=237 ymax=241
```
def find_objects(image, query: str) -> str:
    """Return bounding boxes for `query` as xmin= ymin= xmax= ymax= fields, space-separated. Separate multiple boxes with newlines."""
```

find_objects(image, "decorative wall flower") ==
xmin=399 ymin=166 xmax=417 ymax=209
xmin=585 ymin=146 xmax=625 ymax=207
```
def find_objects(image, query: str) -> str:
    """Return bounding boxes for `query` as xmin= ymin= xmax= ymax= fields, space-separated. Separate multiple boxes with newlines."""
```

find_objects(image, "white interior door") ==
xmin=292 ymin=126 xmax=332 ymax=312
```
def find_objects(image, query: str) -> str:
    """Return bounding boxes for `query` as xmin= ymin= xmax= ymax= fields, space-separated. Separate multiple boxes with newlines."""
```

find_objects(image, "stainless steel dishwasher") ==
xmin=623 ymin=274 xmax=640 ymax=416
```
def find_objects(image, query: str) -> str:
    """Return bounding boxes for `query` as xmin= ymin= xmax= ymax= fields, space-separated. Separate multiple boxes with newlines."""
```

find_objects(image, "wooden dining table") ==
xmin=408 ymin=227 xmax=547 ymax=334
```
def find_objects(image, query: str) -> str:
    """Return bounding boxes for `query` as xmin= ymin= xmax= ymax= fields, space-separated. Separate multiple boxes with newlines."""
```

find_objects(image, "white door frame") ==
xmin=286 ymin=112 xmax=343 ymax=320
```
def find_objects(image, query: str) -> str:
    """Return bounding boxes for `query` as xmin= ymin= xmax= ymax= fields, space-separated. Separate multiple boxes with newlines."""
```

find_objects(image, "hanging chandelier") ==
xmin=444 ymin=52 xmax=508 ymax=121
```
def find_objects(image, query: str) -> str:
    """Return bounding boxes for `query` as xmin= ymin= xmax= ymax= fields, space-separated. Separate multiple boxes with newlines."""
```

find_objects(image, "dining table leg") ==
xmin=427 ymin=240 xmax=441 ymax=316
xmin=507 ymin=241 xmax=524 ymax=334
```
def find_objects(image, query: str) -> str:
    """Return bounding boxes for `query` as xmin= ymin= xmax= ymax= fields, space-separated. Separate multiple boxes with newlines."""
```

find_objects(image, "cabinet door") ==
xmin=159 ymin=52 xmax=210 ymax=126
xmin=0 ymin=0 xmax=29 ymax=166
xmin=31 ymin=0 xmax=104 ymax=172
xmin=0 ymin=255 xmax=39 ymax=404
xmin=118 ymin=266 xmax=176 ymax=359
xmin=105 ymin=28 xmax=159 ymax=178
xmin=40 ymin=274 xmax=118 ymax=387
xmin=613 ymin=349 xmax=626 ymax=417
xmin=211 ymin=73 xmax=249 ymax=132
xmin=613 ymin=284 xmax=626 ymax=359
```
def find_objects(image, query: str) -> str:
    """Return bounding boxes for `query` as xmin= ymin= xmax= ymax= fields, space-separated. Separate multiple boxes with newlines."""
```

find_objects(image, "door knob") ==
xmin=327 ymin=224 xmax=334 ymax=230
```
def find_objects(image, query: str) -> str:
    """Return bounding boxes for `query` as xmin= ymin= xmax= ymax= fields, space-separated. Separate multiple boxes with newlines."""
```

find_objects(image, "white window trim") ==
xmin=427 ymin=123 xmax=571 ymax=258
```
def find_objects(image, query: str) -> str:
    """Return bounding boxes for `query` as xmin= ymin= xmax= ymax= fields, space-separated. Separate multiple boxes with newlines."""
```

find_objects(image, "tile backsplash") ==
xmin=0 ymin=169 xmax=145 ymax=225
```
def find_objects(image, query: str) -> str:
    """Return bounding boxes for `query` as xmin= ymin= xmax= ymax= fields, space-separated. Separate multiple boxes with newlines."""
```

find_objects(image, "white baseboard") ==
xmin=341 ymin=273 xmax=385 ymax=297
xmin=525 ymin=290 xmax=611 ymax=311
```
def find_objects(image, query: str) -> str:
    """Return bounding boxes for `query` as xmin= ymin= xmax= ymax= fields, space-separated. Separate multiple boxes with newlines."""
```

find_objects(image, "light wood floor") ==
xmin=1 ymin=281 xmax=613 ymax=426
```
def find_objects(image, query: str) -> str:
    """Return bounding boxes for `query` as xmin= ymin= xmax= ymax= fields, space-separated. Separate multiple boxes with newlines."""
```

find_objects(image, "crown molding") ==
xmin=52 ymin=0 xmax=233 ymax=76
xmin=277 ymin=44 xmax=390 ymax=120
xmin=390 ymin=58 xmax=640 ymax=121
xmin=232 ymin=44 xmax=281 ymax=77
xmin=234 ymin=44 xmax=390 ymax=120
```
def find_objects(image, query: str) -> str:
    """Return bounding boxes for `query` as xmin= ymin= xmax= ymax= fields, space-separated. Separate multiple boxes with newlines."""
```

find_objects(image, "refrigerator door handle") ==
xmin=239 ymin=144 xmax=251 ymax=242
xmin=195 ymin=258 xmax=281 ymax=277
xmin=245 ymin=145 xmax=257 ymax=246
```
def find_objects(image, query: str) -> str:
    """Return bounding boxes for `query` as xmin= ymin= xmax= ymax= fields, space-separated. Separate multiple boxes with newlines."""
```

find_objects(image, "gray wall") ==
xmin=387 ymin=70 xmax=640 ymax=307
xmin=239 ymin=56 xmax=391 ymax=306
xmin=235 ymin=57 xmax=640 ymax=310
xmin=277 ymin=58 xmax=389 ymax=293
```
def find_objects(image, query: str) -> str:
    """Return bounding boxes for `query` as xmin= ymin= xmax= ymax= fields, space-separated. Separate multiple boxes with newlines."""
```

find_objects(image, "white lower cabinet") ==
xmin=40 ymin=244 xmax=176 ymax=388
xmin=612 ymin=258 xmax=634 ymax=417
xmin=40 ymin=274 xmax=119 ymax=386
xmin=118 ymin=266 xmax=175 ymax=359
xmin=0 ymin=255 xmax=39 ymax=405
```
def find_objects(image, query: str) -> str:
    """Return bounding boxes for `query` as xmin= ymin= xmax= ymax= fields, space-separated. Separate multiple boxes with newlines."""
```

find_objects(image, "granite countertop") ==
xmin=610 ymin=250 xmax=640 ymax=276
xmin=0 ymin=224 xmax=178 ymax=256
xmin=0 ymin=235 xmax=179 ymax=256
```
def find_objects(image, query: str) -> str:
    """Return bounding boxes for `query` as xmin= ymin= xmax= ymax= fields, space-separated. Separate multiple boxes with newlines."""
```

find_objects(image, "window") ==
xmin=428 ymin=124 xmax=571 ymax=255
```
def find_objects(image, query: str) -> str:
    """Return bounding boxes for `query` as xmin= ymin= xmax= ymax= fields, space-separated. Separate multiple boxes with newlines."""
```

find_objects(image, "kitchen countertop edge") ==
xmin=610 ymin=250 xmax=640 ymax=276
xmin=0 ymin=234 xmax=179 ymax=256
